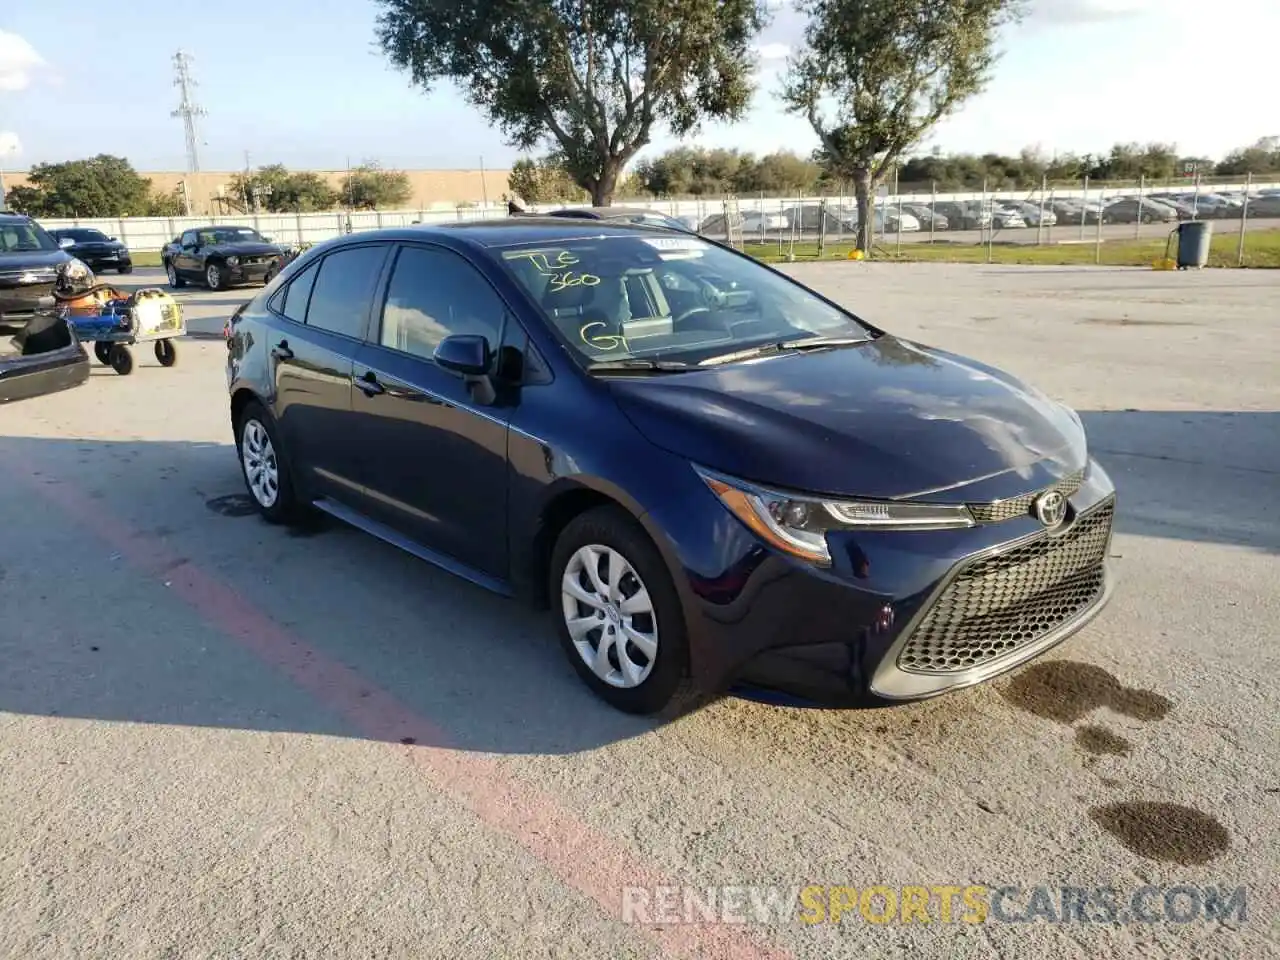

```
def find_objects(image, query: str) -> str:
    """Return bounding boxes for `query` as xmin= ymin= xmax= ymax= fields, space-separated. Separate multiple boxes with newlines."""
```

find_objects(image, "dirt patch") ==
xmin=1089 ymin=802 xmax=1230 ymax=865
xmin=1000 ymin=661 xmax=1172 ymax=724
xmin=1075 ymin=725 xmax=1132 ymax=756
xmin=205 ymin=493 xmax=256 ymax=517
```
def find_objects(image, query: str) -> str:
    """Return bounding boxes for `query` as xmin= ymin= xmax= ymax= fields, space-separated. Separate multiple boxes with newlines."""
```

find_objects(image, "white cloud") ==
xmin=0 ymin=132 xmax=20 ymax=158
xmin=756 ymin=42 xmax=792 ymax=62
xmin=1030 ymin=0 xmax=1158 ymax=24
xmin=0 ymin=31 xmax=46 ymax=92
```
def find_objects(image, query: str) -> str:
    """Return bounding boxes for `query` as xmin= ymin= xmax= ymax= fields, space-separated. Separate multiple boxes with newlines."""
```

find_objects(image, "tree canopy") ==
xmin=4 ymin=155 xmax=178 ymax=218
xmin=374 ymin=0 xmax=769 ymax=205
xmin=228 ymin=164 xmax=341 ymax=213
xmin=339 ymin=163 xmax=413 ymax=210
xmin=784 ymin=0 xmax=1024 ymax=249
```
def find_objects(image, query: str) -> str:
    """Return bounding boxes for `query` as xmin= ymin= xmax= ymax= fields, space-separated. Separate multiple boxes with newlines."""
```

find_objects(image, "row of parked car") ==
xmin=701 ymin=187 xmax=1280 ymax=235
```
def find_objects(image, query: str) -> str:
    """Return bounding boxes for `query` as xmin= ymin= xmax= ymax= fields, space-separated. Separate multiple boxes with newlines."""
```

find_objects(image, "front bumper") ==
xmin=226 ymin=259 xmax=279 ymax=284
xmin=678 ymin=459 xmax=1117 ymax=708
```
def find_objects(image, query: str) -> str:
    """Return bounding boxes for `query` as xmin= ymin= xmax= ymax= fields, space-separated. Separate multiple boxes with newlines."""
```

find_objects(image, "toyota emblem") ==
xmin=1033 ymin=490 xmax=1067 ymax=528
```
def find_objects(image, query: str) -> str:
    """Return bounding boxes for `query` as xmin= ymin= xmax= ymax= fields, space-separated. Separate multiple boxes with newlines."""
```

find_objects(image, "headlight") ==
xmin=697 ymin=467 xmax=975 ymax=566
xmin=62 ymin=257 xmax=93 ymax=281
xmin=225 ymin=255 xmax=240 ymax=266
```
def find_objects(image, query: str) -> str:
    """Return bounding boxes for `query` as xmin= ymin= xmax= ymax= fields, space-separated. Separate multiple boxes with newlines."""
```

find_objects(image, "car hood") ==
xmin=205 ymin=242 xmax=283 ymax=257
xmin=606 ymin=336 xmax=1085 ymax=499
xmin=0 ymin=250 xmax=72 ymax=274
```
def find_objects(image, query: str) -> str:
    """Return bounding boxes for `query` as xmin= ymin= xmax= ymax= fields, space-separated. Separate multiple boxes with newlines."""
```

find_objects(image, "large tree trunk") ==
xmin=853 ymin=166 xmax=874 ymax=253
xmin=589 ymin=164 xmax=619 ymax=207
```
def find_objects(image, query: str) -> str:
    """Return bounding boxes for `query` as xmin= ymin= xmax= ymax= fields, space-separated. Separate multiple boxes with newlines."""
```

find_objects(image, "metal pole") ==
xmin=759 ymin=190 xmax=765 ymax=245
xmin=479 ymin=155 xmax=489 ymax=208
xmin=1135 ymin=174 xmax=1144 ymax=240
xmin=1080 ymin=175 xmax=1088 ymax=241
xmin=1238 ymin=171 xmax=1251 ymax=266
xmin=896 ymin=190 xmax=903 ymax=257
xmin=1095 ymin=186 xmax=1104 ymax=264
xmin=929 ymin=181 xmax=936 ymax=245
xmin=790 ymin=188 xmax=801 ymax=260
xmin=984 ymin=178 xmax=993 ymax=263
xmin=1037 ymin=174 xmax=1046 ymax=246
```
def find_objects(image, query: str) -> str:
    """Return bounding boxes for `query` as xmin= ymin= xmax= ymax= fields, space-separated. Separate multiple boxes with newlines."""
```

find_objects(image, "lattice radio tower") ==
xmin=171 ymin=50 xmax=207 ymax=174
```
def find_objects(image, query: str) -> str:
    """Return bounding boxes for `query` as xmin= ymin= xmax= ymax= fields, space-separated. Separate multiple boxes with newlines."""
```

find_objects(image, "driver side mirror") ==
xmin=433 ymin=334 xmax=491 ymax=376
xmin=58 ymin=237 xmax=75 ymax=250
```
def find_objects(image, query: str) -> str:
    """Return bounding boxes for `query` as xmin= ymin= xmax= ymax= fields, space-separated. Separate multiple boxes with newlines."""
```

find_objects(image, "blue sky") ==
xmin=1 ymin=0 xmax=1275 ymax=172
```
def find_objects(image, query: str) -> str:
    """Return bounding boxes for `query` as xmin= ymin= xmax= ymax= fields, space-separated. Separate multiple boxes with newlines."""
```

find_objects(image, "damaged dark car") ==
xmin=0 ymin=213 xmax=92 ymax=403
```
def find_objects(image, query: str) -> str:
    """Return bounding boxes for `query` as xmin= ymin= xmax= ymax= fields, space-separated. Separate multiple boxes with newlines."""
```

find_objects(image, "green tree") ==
xmin=374 ymin=0 xmax=769 ymax=206
xmin=10 ymin=155 xmax=160 ymax=217
xmin=1216 ymin=137 xmax=1280 ymax=176
xmin=507 ymin=155 xmax=589 ymax=204
xmin=784 ymin=0 xmax=1024 ymax=251
xmin=229 ymin=164 xmax=342 ymax=212
xmin=340 ymin=163 xmax=412 ymax=210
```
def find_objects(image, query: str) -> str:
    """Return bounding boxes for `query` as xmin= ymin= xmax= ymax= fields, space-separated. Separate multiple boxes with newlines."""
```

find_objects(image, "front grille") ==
xmin=967 ymin=468 xmax=1086 ymax=524
xmin=897 ymin=501 xmax=1113 ymax=675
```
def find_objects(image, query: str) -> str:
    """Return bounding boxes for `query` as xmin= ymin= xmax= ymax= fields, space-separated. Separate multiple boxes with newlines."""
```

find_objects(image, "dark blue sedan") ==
xmin=225 ymin=220 xmax=1116 ymax=714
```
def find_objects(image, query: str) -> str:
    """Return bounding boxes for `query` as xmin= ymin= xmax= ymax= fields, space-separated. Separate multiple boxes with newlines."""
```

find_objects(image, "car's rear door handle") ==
xmin=270 ymin=340 xmax=294 ymax=361
xmin=355 ymin=371 xmax=385 ymax=396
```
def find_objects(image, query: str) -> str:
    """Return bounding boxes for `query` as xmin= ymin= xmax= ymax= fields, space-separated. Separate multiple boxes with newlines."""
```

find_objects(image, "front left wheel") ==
xmin=550 ymin=506 xmax=694 ymax=715
xmin=206 ymin=263 xmax=227 ymax=291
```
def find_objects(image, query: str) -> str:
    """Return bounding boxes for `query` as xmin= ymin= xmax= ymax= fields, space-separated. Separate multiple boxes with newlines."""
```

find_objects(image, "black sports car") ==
xmin=162 ymin=225 xmax=285 ymax=291
xmin=47 ymin=227 xmax=133 ymax=273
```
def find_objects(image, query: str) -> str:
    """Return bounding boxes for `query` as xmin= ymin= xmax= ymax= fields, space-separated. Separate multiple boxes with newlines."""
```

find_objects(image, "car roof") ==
xmin=319 ymin=218 xmax=687 ymax=250
xmin=0 ymin=213 xmax=35 ymax=224
xmin=548 ymin=206 xmax=667 ymax=219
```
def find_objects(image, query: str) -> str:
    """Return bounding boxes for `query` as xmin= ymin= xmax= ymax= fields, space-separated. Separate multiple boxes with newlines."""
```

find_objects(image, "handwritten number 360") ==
xmin=549 ymin=271 xmax=600 ymax=293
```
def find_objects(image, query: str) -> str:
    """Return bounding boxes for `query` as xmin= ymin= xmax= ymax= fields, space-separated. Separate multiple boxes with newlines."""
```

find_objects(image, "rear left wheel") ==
xmin=235 ymin=400 xmax=305 ymax=525
xmin=550 ymin=506 xmax=695 ymax=715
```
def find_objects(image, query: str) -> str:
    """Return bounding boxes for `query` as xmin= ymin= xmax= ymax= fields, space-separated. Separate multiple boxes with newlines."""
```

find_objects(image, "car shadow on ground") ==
xmin=0 ymin=409 xmax=1274 ymax=756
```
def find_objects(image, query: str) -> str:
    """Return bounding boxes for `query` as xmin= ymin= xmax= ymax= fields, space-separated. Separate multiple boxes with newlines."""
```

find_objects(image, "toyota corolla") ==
xmin=225 ymin=220 xmax=1116 ymax=715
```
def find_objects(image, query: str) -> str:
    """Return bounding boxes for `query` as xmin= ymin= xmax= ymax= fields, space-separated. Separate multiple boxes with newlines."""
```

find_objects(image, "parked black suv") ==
xmin=226 ymin=220 xmax=1115 ymax=715
xmin=47 ymin=227 xmax=133 ymax=273
xmin=0 ymin=214 xmax=92 ymax=402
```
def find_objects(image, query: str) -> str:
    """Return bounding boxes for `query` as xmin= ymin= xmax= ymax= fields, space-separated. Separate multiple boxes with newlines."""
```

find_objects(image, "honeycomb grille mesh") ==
xmin=897 ymin=502 xmax=1114 ymax=675
xmin=967 ymin=468 xmax=1086 ymax=524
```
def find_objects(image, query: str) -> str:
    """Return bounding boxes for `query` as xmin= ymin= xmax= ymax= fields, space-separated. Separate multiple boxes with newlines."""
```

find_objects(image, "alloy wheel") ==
xmin=207 ymin=265 xmax=221 ymax=288
xmin=166 ymin=263 xmax=177 ymax=285
xmin=241 ymin=419 xmax=279 ymax=508
xmin=560 ymin=544 xmax=658 ymax=688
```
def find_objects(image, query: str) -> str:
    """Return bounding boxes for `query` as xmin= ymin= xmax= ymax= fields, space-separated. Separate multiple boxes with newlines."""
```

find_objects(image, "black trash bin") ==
xmin=1176 ymin=220 xmax=1212 ymax=269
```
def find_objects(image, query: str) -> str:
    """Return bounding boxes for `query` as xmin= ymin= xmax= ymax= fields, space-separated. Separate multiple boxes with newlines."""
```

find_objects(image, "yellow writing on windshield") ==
xmin=508 ymin=250 xmax=601 ymax=295
xmin=580 ymin=321 xmax=630 ymax=353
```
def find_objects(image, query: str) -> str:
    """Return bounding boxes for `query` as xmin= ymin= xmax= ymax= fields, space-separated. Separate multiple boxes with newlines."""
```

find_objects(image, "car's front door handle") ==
xmin=270 ymin=340 xmax=294 ymax=361
xmin=355 ymin=371 xmax=385 ymax=396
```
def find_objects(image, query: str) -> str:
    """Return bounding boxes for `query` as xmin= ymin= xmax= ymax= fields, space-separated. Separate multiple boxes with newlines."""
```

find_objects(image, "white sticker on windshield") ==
xmin=641 ymin=236 xmax=709 ymax=252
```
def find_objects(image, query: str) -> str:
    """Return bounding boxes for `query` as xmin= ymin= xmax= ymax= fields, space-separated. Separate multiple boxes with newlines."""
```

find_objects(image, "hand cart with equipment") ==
xmin=56 ymin=285 xmax=186 ymax=376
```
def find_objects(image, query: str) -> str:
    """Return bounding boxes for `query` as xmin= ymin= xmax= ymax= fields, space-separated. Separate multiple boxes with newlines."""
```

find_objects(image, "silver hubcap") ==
xmin=561 ymin=545 xmax=658 ymax=688
xmin=241 ymin=419 xmax=279 ymax=508
xmin=207 ymin=266 xmax=220 ymax=286
xmin=166 ymin=264 xmax=176 ymax=283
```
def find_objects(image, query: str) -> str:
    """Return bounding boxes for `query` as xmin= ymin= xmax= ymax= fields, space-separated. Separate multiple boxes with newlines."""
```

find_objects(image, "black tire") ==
xmin=165 ymin=261 xmax=186 ymax=289
xmin=205 ymin=262 xmax=227 ymax=291
xmin=109 ymin=344 xmax=133 ymax=376
xmin=549 ymin=506 xmax=699 ymax=716
xmin=155 ymin=339 xmax=178 ymax=367
xmin=118 ymin=264 xmax=133 ymax=274
xmin=234 ymin=399 xmax=306 ymax=526
xmin=93 ymin=341 xmax=112 ymax=365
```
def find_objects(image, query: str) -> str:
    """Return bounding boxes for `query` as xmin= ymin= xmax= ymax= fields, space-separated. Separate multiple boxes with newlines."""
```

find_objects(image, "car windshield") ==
xmin=64 ymin=229 xmax=109 ymax=241
xmin=0 ymin=219 xmax=58 ymax=254
xmin=495 ymin=233 xmax=874 ymax=367
xmin=198 ymin=227 xmax=264 ymax=245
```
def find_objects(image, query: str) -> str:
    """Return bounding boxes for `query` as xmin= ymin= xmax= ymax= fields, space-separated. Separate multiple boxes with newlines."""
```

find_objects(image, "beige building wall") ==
xmin=2 ymin=168 xmax=514 ymax=212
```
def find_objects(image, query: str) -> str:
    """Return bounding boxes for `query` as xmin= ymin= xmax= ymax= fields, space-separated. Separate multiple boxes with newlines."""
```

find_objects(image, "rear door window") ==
xmin=304 ymin=245 xmax=389 ymax=339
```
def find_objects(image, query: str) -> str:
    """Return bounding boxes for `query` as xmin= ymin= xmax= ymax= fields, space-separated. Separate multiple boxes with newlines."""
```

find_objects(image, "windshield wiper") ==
xmin=585 ymin=358 xmax=694 ymax=374
xmin=698 ymin=336 xmax=870 ymax=367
